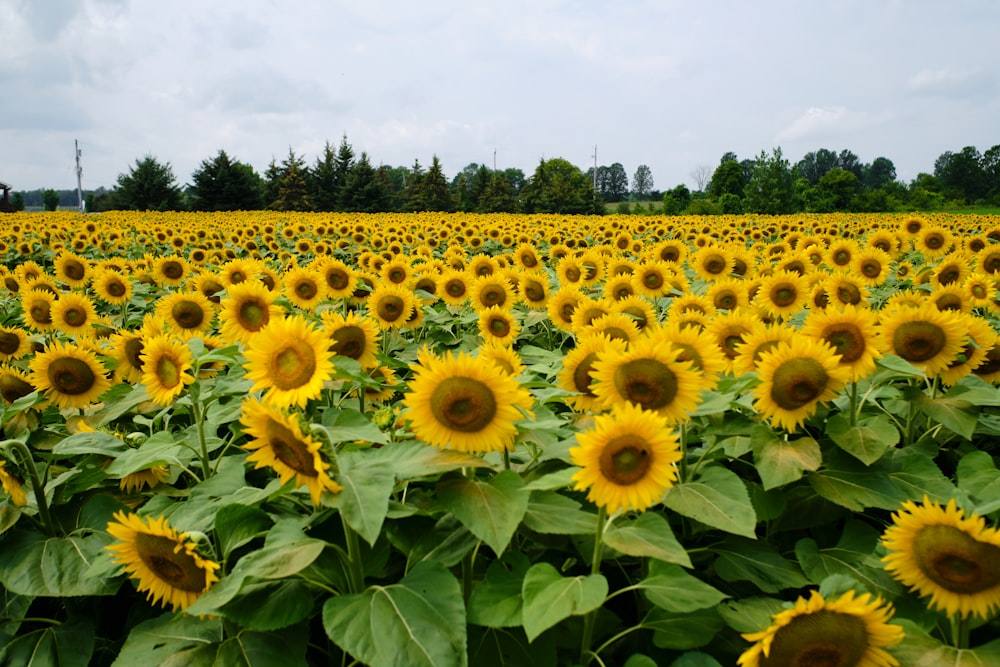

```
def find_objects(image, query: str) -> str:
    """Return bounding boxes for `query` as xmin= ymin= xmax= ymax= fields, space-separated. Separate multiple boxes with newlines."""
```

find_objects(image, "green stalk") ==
xmin=2 ymin=440 xmax=55 ymax=535
xmin=848 ymin=381 xmax=858 ymax=427
xmin=579 ymin=506 xmax=608 ymax=665
xmin=341 ymin=513 xmax=365 ymax=594
xmin=191 ymin=398 xmax=212 ymax=479
xmin=951 ymin=614 xmax=970 ymax=649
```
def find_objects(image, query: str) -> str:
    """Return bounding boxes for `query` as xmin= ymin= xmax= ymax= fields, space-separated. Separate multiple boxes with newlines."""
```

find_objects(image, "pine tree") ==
xmin=270 ymin=149 xmax=312 ymax=211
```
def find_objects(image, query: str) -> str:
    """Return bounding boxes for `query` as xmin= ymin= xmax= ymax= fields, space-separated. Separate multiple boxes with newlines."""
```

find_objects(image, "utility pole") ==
xmin=592 ymin=145 xmax=598 ymax=190
xmin=75 ymin=140 xmax=84 ymax=212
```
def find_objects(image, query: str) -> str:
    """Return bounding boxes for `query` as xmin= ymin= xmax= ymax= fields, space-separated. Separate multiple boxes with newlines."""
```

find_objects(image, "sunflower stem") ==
xmin=579 ymin=506 xmax=607 ymax=666
xmin=1 ymin=440 xmax=56 ymax=535
xmin=191 ymin=398 xmax=212 ymax=479
xmin=848 ymin=381 xmax=858 ymax=427
xmin=951 ymin=615 xmax=970 ymax=649
xmin=502 ymin=446 xmax=511 ymax=471
xmin=340 ymin=513 xmax=365 ymax=594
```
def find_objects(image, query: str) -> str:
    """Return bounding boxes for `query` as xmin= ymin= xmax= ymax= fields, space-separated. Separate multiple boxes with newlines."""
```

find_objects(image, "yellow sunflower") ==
xmin=316 ymin=258 xmax=357 ymax=299
xmin=105 ymin=511 xmax=220 ymax=612
xmin=189 ymin=271 xmax=227 ymax=304
xmin=151 ymin=255 xmax=190 ymax=287
xmin=53 ymin=251 xmax=90 ymax=288
xmin=28 ymin=340 xmax=111 ymax=409
xmin=612 ymin=295 xmax=657 ymax=331
xmin=882 ymin=496 xmax=1000 ymax=620
xmin=92 ymin=268 xmax=133 ymax=306
xmin=470 ymin=275 xmax=515 ymax=312
xmin=366 ymin=281 xmax=416 ymax=330
xmin=570 ymin=296 xmax=613 ymax=333
xmin=875 ymin=304 xmax=966 ymax=377
xmin=690 ymin=245 xmax=734 ymax=281
xmin=591 ymin=334 xmax=706 ymax=423
xmin=439 ymin=269 xmax=471 ymax=307
xmin=0 ymin=366 xmax=36 ymax=404
xmin=547 ymin=285 xmax=584 ymax=333
xmin=50 ymin=292 xmax=99 ymax=338
xmin=755 ymin=270 xmax=810 ymax=320
xmin=140 ymin=335 xmax=195 ymax=406
xmin=477 ymin=342 xmax=525 ymax=378
xmin=20 ymin=289 xmax=56 ymax=332
xmin=801 ymin=304 xmax=881 ymax=383
xmin=239 ymin=398 xmax=342 ymax=505
xmin=731 ymin=320 xmax=798 ymax=376
xmin=706 ymin=277 xmax=749 ymax=312
xmin=633 ymin=260 xmax=675 ymax=299
xmin=321 ymin=310 xmax=381 ymax=369
xmin=120 ymin=466 xmax=171 ymax=494
xmin=243 ymin=315 xmax=334 ymax=409
xmin=0 ymin=326 xmax=32 ymax=361
xmin=704 ymin=308 xmax=760 ymax=373
xmin=824 ymin=272 xmax=870 ymax=308
xmin=737 ymin=589 xmax=903 ymax=667
xmin=283 ymin=266 xmax=328 ymax=311
xmin=0 ymin=460 xmax=27 ymax=506
xmin=402 ymin=347 xmax=534 ymax=453
xmin=218 ymin=280 xmax=285 ymax=345
xmin=477 ymin=305 xmax=520 ymax=346
xmin=851 ymin=247 xmax=893 ymax=287
xmin=753 ymin=337 xmax=850 ymax=432
xmin=569 ymin=402 xmax=682 ymax=515
xmin=517 ymin=271 xmax=550 ymax=309
xmin=939 ymin=315 xmax=999 ymax=387
xmin=558 ymin=334 xmax=629 ymax=412
xmin=155 ymin=291 xmax=216 ymax=340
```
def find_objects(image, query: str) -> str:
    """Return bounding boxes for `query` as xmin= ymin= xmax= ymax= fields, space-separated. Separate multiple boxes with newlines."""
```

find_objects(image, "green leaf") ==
xmin=335 ymin=448 xmax=396 ymax=545
xmin=808 ymin=449 xmax=906 ymax=511
xmin=889 ymin=619 xmax=1000 ymax=666
xmin=520 ymin=562 xmax=608 ymax=642
xmin=663 ymin=465 xmax=757 ymax=538
xmin=215 ymin=580 xmax=314 ymax=631
xmin=212 ymin=626 xmax=309 ymax=667
xmin=0 ymin=616 xmax=93 ymax=667
xmin=670 ymin=653 xmax=724 ymax=667
xmin=522 ymin=467 xmax=577 ymax=491
xmin=716 ymin=597 xmax=787 ymax=634
xmin=889 ymin=447 xmax=955 ymax=503
xmin=111 ymin=613 xmax=222 ymax=667
xmin=51 ymin=430 xmax=127 ymax=457
xmin=323 ymin=560 xmax=467 ymax=667
xmin=644 ymin=606 xmax=724 ymax=650
xmin=638 ymin=560 xmax=726 ymax=612
xmin=405 ymin=515 xmax=479 ymax=570
xmin=624 ymin=655 xmax=660 ymax=667
xmin=874 ymin=354 xmax=925 ymax=377
xmin=378 ymin=440 xmax=491 ymax=480
xmin=0 ymin=529 xmax=118 ymax=597
xmin=214 ymin=504 xmax=273 ymax=558
xmin=957 ymin=450 xmax=1000 ymax=512
xmin=320 ymin=406 xmax=389 ymax=445
xmin=522 ymin=490 xmax=597 ymax=535
xmin=712 ymin=536 xmax=811 ymax=593
xmin=467 ymin=626 xmax=556 ymax=667
xmin=794 ymin=525 xmax=902 ymax=597
xmin=437 ymin=470 xmax=529 ymax=555
xmin=825 ymin=412 xmax=898 ymax=465
xmin=905 ymin=384 xmax=980 ymax=440
xmin=750 ymin=426 xmax=822 ymax=489
xmin=602 ymin=511 xmax=691 ymax=567
xmin=468 ymin=553 xmax=530 ymax=628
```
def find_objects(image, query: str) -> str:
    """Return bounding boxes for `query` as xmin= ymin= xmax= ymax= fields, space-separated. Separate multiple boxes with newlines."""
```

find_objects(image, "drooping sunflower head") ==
xmin=402 ymin=347 xmax=534 ymax=453
xmin=243 ymin=315 xmax=336 ymax=409
xmin=28 ymin=340 xmax=111 ymax=410
xmin=882 ymin=496 xmax=1000 ymax=620
xmin=105 ymin=511 xmax=220 ymax=612
xmin=737 ymin=589 xmax=903 ymax=667
xmin=569 ymin=401 xmax=682 ymax=515
xmin=0 ymin=459 xmax=28 ymax=506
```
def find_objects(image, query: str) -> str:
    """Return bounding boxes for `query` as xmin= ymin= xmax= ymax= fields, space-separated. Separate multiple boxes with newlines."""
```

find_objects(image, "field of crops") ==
xmin=1 ymin=210 xmax=1000 ymax=666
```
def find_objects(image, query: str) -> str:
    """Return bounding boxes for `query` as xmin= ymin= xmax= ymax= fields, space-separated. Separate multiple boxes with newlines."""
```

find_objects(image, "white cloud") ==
xmin=776 ymin=107 xmax=894 ymax=143
xmin=904 ymin=67 xmax=991 ymax=98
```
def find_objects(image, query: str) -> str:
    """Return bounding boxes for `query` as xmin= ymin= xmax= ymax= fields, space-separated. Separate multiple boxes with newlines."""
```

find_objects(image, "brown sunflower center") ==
xmin=488 ymin=316 xmax=511 ymax=337
xmin=30 ymin=301 xmax=53 ymax=325
xmin=714 ymin=290 xmax=738 ymax=310
xmin=598 ymin=435 xmax=652 ymax=485
xmin=770 ymin=357 xmax=829 ymax=411
xmin=770 ymin=283 xmax=798 ymax=307
xmin=861 ymin=260 xmax=882 ymax=278
xmin=272 ymin=342 xmax=318 ymax=390
xmin=520 ymin=252 xmax=538 ymax=268
xmin=912 ymin=524 xmax=1000 ymax=594
xmin=444 ymin=279 xmax=467 ymax=298
xmin=414 ymin=277 xmax=436 ymax=295
xmin=572 ymin=352 xmax=600 ymax=397
xmin=702 ymin=254 xmax=727 ymax=275
xmin=295 ymin=279 xmax=319 ymax=300
xmin=836 ymin=283 xmax=862 ymax=305
xmin=938 ymin=267 xmax=961 ymax=285
xmin=892 ymin=321 xmax=947 ymax=362
xmin=833 ymin=250 xmax=851 ymax=266
xmin=386 ymin=268 xmax=407 ymax=284
xmin=63 ymin=260 xmax=86 ymax=281
xmin=671 ymin=343 xmax=704 ymax=372
xmin=429 ymin=376 xmax=497 ymax=433
xmin=238 ymin=300 xmax=269 ymax=331
xmin=559 ymin=299 xmax=579 ymax=323
xmin=599 ymin=327 xmax=631 ymax=344
xmin=478 ymin=285 xmax=507 ymax=308
xmin=331 ymin=325 xmax=366 ymax=360
xmin=63 ymin=305 xmax=88 ymax=327
xmin=934 ymin=293 xmax=963 ymax=311
xmin=124 ymin=338 xmax=144 ymax=371
xmin=721 ymin=329 xmax=750 ymax=359
xmin=326 ymin=268 xmax=350 ymax=291
xmin=156 ymin=354 xmax=181 ymax=389
xmin=752 ymin=340 xmax=785 ymax=366
xmin=106 ymin=280 xmax=127 ymax=297
xmin=522 ymin=280 xmax=546 ymax=303
xmin=266 ymin=420 xmax=319 ymax=476
xmin=643 ymin=271 xmax=664 ymax=289
xmin=0 ymin=372 xmax=33 ymax=403
xmin=47 ymin=357 xmax=97 ymax=396
xmin=376 ymin=295 xmax=407 ymax=323
xmin=761 ymin=611 xmax=867 ymax=667
xmin=564 ymin=266 xmax=582 ymax=283
xmin=614 ymin=359 xmax=678 ymax=411
xmin=0 ymin=332 xmax=21 ymax=355
xmin=823 ymin=324 xmax=865 ymax=363
xmin=172 ymin=300 xmax=205 ymax=330
xmin=924 ymin=233 xmax=945 ymax=250
xmin=982 ymin=252 xmax=1000 ymax=274
xmin=134 ymin=532 xmax=208 ymax=592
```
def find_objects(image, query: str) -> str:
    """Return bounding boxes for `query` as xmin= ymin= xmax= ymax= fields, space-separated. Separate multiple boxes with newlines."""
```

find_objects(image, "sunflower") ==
xmin=547 ymin=285 xmax=584 ymax=333
xmin=754 ymin=270 xmax=810 ymax=320
xmin=477 ymin=342 xmax=525 ymax=377
xmin=359 ymin=365 xmax=400 ymax=403
xmin=558 ymin=334 xmax=629 ymax=412
xmin=140 ymin=335 xmax=195 ymax=406
xmin=0 ymin=460 xmax=27 ymax=506
xmin=239 ymin=398 xmax=342 ymax=505
xmin=470 ymin=275 xmax=514 ymax=312
xmin=876 ymin=304 xmax=966 ymax=377
xmin=650 ymin=322 xmax=728 ymax=388
xmin=852 ymin=247 xmax=893 ymax=287
xmin=477 ymin=305 xmax=520 ymax=346
xmin=20 ymin=289 xmax=56 ymax=332
xmin=704 ymin=308 xmax=760 ymax=372
xmin=403 ymin=347 xmax=533 ymax=453
xmin=753 ymin=337 xmax=850 ymax=432
xmin=963 ymin=272 xmax=996 ymax=309
xmin=188 ymin=271 xmax=227 ymax=304
xmin=105 ymin=511 xmax=220 ymax=612
xmin=706 ymin=277 xmax=748 ymax=312
xmin=938 ymin=314 xmax=998 ymax=386
xmin=517 ymin=271 xmax=550 ymax=309
xmin=976 ymin=247 xmax=1000 ymax=276
xmin=556 ymin=256 xmax=587 ymax=288
xmin=218 ymin=280 xmax=284 ymax=345
xmin=155 ymin=291 xmax=216 ymax=340
xmin=824 ymin=272 xmax=869 ymax=308
xmin=731 ymin=321 xmax=798 ymax=376
xmin=321 ymin=310 xmax=381 ymax=369
xmin=0 ymin=326 xmax=32 ymax=361
xmin=570 ymin=296 xmax=613 ymax=333
xmin=916 ymin=225 xmax=954 ymax=259
xmin=633 ymin=261 xmax=674 ymax=298
xmin=366 ymin=281 xmax=416 ymax=330
xmin=737 ymin=589 xmax=903 ymax=667
xmin=92 ymin=268 xmax=133 ymax=306
xmin=690 ymin=245 xmax=734 ymax=281
xmin=591 ymin=334 xmax=705 ymax=423
xmin=882 ymin=496 xmax=1000 ymax=620
xmin=825 ymin=239 xmax=859 ymax=271
xmin=49 ymin=292 xmax=99 ymax=338
xmin=613 ymin=295 xmax=657 ymax=331
xmin=243 ymin=315 xmax=335 ymax=409
xmin=283 ymin=266 xmax=327 ymax=311
xmin=603 ymin=272 xmax=636 ymax=302
xmin=120 ymin=465 xmax=171 ymax=494
xmin=28 ymin=340 xmax=111 ymax=409
xmin=218 ymin=258 xmax=260 ymax=287
xmin=317 ymin=258 xmax=357 ymax=299
xmin=53 ymin=251 xmax=90 ymax=288
xmin=0 ymin=366 xmax=36 ymax=404
xmin=801 ymin=304 xmax=881 ymax=383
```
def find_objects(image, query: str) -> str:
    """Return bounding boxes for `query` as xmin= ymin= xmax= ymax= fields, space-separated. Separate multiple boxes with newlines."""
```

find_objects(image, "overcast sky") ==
xmin=2 ymin=0 xmax=998 ymax=193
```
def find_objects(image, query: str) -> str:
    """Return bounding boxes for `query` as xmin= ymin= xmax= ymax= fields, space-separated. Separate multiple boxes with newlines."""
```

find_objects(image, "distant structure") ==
xmin=0 ymin=180 xmax=14 ymax=213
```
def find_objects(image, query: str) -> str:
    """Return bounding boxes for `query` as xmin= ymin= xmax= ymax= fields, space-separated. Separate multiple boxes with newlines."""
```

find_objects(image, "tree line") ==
xmin=8 ymin=137 xmax=999 ymax=215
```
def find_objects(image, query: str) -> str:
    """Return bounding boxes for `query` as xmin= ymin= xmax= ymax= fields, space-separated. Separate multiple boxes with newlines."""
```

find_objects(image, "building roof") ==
xmin=0 ymin=181 xmax=10 ymax=191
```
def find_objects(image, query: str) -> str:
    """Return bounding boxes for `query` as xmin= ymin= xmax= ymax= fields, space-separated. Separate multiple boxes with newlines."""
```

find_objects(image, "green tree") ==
xmin=309 ymin=140 xmax=340 ymax=211
xmin=41 ymin=189 xmax=60 ymax=211
xmin=270 ymin=149 xmax=312 ymax=211
xmin=863 ymin=157 xmax=897 ymax=190
xmin=188 ymin=150 xmax=263 ymax=211
xmin=743 ymin=147 xmax=797 ymax=214
xmin=795 ymin=148 xmax=839 ymax=185
xmin=631 ymin=164 xmax=653 ymax=200
xmin=10 ymin=192 xmax=25 ymax=211
xmin=110 ymin=155 xmax=184 ymax=211
xmin=661 ymin=184 xmax=690 ymax=215
xmin=708 ymin=159 xmax=746 ymax=198
xmin=935 ymin=146 xmax=988 ymax=204
xmin=420 ymin=156 xmax=454 ymax=212
xmin=341 ymin=153 xmax=392 ymax=212
xmin=402 ymin=160 xmax=426 ymax=212
xmin=522 ymin=158 xmax=601 ymax=215
xmin=479 ymin=172 xmax=519 ymax=213
xmin=594 ymin=163 xmax=628 ymax=202
xmin=817 ymin=168 xmax=859 ymax=210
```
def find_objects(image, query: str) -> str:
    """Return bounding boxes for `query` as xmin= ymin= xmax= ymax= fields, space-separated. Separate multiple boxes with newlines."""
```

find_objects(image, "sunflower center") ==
xmin=935 ymin=294 xmax=963 ymax=311
xmin=523 ymin=280 xmax=546 ymax=303
xmin=326 ymin=269 xmax=350 ymax=290
xmin=489 ymin=316 xmax=511 ymax=337
xmin=643 ymin=271 xmax=664 ymax=289
xmin=833 ymin=250 xmax=851 ymax=265
xmin=836 ymin=284 xmax=862 ymax=305
xmin=721 ymin=330 xmax=749 ymax=359
xmin=331 ymin=325 xmax=366 ymax=360
xmin=559 ymin=299 xmax=578 ymax=322
xmin=600 ymin=327 xmax=631 ymax=344
xmin=714 ymin=290 xmax=738 ymax=310
xmin=429 ymin=376 xmax=497 ymax=433
xmin=30 ymin=302 xmax=53 ymax=325
xmin=270 ymin=342 xmax=319 ymax=391
xmin=770 ymin=357 xmax=828 ymax=411
xmin=296 ymin=280 xmax=319 ymax=299
xmin=564 ymin=266 xmax=582 ymax=283
xmin=124 ymin=338 xmax=144 ymax=370
xmin=762 ymin=611 xmax=867 ymax=667
xmin=892 ymin=321 xmax=947 ymax=362
xmin=107 ymin=280 xmax=127 ymax=297
xmin=939 ymin=267 xmax=961 ymax=285
xmin=377 ymin=295 xmax=407 ymax=323
xmin=479 ymin=286 xmax=506 ymax=308
xmin=267 ymin=422 xmax=319 ymax=477
xmin=156 ymin=355 xmax=181 ymax=389
xmin=64 ymin=306 xmax=88 ymax=327
xmin=63 ymin=260 xmax=86 ymax=281
xmin=573 ymin=352 xmax=600 ymax=397
xmin=172 ymin=301 xmax=205 ymax=329
xmin=48 ymin=357 xmax=97 ymax=396
xmin=752 ymin=340 xmax=784 ymax=366
xmin=521 ymin=253 xmax=538 ymax=268
xmin=924 ymin=233 xmax=945 ymax=250
xmin=912 ymin=524 xmax=1000 ymax=594
xmin=445 ymin=279 xmax=466 ymax=298
xmin=621 ymin=306 xmax=648 ymax=328
xmin=0 ymin=373 xmax=34 ymax=403
xmin=598 ymin=435 xmax=652 ymax=486
xmin=770 ymin=284 xmax=798 ymax=308
xmin=823 ymin=325 xmax=864 ymax=363
xmin=703 ymin=254 xmax=727 ymax=275
xmin=387 ymin=268 xmax=407 ymax=284
xmin=614 ymin=359 xmax=678 ymax=411
xmin=861 ymin=260 xmax=882 ymax=278
xmin=0 ymin=332 xmax=20 ymax=355
xmin=982 ymin=252 xmax=1000 ymax=274
xmin=134 ymin=532 xmax=208 ymax=593
xmin=162 ymin=261 xmax=185 ymax=280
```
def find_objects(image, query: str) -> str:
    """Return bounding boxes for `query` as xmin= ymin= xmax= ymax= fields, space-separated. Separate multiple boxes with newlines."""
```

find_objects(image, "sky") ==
xmin=2 ymin=0 xmax=998 ymax=193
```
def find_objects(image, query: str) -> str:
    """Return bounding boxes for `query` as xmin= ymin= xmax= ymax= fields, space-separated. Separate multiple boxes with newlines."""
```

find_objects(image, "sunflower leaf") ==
xmin=437 ymin=470 xmax=529 ymax=556
xmin=0 ymin=615 xmax=93 ymax=667
xmin=468 ymin=552 xmax=530 ymax=628
xmin=520 ymin=562 xmax=608 ymax=642
xmin=750 ymin=425 xmax=822 ymax=489
xmin=111 ymin=613 xmax=222 ymax=667
xmin=907 ymin=387 xmax=980 ymax=440
xmin=212 ymin=625 xmax=309 ymax=666
xmin=522 ymin=490 xmax=596 ymax=535
xmin=638 ymin=560 xmax=727 ymax=612
xmin=826 ymin=412 xmax=898 ymax=465
xmin=889 ymin=619 xmax=1000 ymax=666
xmin=712 ymin=536 xmax=811 ymax=593
xmin=643 ymin=606 xmax=725 ymax=650
xmin=662 ymin=464 xmax=757 ymax=538
xmin=807 ymin=448 xmax=906 ymax=511
xmin=334 ymin=447 xmax=395 ymax=545
xmin=322 ymin=560 xmax=467 ymax=667
xmin=602 ymin=512 xmax=692 ymax=567
xmin=468 ymin=626 xmax=557 ymax=667
xmin=0 ymin=529 xmax=118 ymax=597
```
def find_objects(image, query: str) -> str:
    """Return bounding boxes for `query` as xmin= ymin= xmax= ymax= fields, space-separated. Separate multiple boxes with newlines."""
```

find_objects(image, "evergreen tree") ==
xmin=421 ymin=156 xmax=453 ymax=212
xmin=189 ymin=150 xmax=263 ymax=211
xmin=110 ymin=155 xmax=184 ymax=211
xmin=522 ymin=158 xmax=601 ymax=215
xmin=342 ymin=153 xmax=392 ymax=212
xmin=479 ymin=172 xmax=519 ymax=213
xmin=402 ymin=160 xmax=425 ymax=212
xmin=310 ymin=141 xmax=339 ymax=212
xmin=270 ymin=149 xmax=312 ymax=211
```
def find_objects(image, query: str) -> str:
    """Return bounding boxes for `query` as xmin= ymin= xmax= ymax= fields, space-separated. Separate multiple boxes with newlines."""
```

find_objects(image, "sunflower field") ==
xmin=2 ymin=210 xmax=1000 ymax=666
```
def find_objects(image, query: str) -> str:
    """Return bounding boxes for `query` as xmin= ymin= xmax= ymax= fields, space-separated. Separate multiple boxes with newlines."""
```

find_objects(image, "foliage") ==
xmin=522 ymin=158 xmax=602 ymax=214
xmin=109 ymin=155 xmax=184 ymax=211
xmin=631 ymin=165 xmax=654 ymax=201
xmin=743 ymin=147 xmax=797 ymax=214
xmin=40 ymin=189 xmax=60 ymax=212
xmin=188 ymin=150 xmax=263 ymax=212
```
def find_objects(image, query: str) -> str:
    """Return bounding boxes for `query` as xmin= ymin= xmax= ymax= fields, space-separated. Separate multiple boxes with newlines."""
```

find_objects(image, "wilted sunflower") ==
xmin=29 ymin=340 xmax=111 ymax=409
xmin=218 ymin=280 xmax=284 ymax=345
xmin=20 ymin=289 xmax=56 ymax=332
xmin=403 ymin=347 xmax=533 ymax=453
xmin=0 ymin=460 xmax=27 ymax=506
xmin=244 ymin=314 xmax=335 ymax=409
xmin=155 ymin=291 xmax=216 ymax=340
xmin=105 ymin=511 xmax=220 ymax=612
xmin=753 ymin=337 xmax=850 ymax=432
xmin=570 ymin=401 xmax=682 ymax=515
xmin=92 ymin=268 xmax=133 ymax=306
xmin=240 ymin=398 xmax=342 ymax=505
xmin=140 ymin=335 xmax=195 ymax=406
xmin=0 ymin=366 xmax=36 ymax=404
xmin=321 ymin=310 xmax=381 ymax=369
xmin=0 ymin=326 xmax=32 ymax=361
xmin=591 ymin=334 xmax=706 ymax=423
xmin=558 ymin=334 xmax=629 ymax=412
xmin=801 ymin=304 xmax=881 ymax=383
xmin=737 ymin=589 xmax=903 ymax=667
xmin=876 ymin=304 xmax=966 ymax=377
xmin=283 ymin=266 xmax=327 ymax=311
xmin=883 ymin=496 xmax=1000 ymax=620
